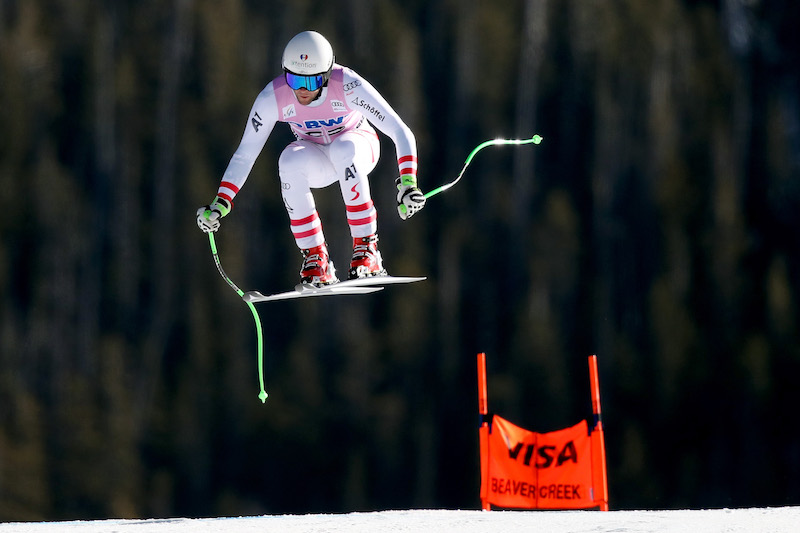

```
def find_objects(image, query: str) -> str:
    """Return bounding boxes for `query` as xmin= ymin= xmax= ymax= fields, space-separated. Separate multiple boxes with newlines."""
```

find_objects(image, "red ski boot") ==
xmin=300 ymin=243 xmax=338 ymax=286
xmin=349 ymin=234 xmax=387 ymax=279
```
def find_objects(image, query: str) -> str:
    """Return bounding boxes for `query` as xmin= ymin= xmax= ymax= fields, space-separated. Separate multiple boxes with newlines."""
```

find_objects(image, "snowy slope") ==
xmin=1 ymin=507 xmax=799 ymax=533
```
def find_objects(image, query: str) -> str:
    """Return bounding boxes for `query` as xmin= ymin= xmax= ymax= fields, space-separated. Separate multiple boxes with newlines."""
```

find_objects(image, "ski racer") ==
xmin=196 ymin=30 xmax=426 ymax=285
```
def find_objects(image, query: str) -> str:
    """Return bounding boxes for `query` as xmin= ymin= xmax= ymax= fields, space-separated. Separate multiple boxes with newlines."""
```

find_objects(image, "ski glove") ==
xmin=196 ymin=196 xmax=231 ymax=233
xmin=396 ymin=177 xmax=425 ymax=220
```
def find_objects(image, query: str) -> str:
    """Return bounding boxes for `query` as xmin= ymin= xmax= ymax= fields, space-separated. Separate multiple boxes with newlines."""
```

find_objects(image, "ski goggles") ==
xmin=285 ymin=70 xmax=328 ymax=91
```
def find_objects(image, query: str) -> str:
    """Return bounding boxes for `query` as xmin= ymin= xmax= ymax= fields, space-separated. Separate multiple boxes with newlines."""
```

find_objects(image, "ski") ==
xmin=242 ymin=276 xmax=426 ymax=303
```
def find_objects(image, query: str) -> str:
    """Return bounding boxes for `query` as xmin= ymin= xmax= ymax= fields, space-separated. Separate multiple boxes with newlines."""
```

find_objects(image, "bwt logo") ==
xmin=289 ymin=116 xmax=347 ymax=129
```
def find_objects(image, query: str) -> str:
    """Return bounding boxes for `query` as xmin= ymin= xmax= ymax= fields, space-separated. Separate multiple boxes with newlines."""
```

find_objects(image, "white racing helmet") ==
xmin=282 ymin=31 xmax=335 ymax=91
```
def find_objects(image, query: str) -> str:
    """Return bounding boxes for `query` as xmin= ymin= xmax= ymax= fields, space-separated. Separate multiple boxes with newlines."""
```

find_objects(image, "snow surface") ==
xmin=1 ymin=507 xmax=799 ymax=533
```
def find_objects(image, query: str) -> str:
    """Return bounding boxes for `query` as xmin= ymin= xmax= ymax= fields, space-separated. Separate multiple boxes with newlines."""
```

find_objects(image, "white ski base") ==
xmin=242 ymin=276 xmax=426 ymax=303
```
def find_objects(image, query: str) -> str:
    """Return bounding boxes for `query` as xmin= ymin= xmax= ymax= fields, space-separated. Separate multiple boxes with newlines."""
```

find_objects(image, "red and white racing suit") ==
xmin=215 ymin=64 xmax=417 ymax=249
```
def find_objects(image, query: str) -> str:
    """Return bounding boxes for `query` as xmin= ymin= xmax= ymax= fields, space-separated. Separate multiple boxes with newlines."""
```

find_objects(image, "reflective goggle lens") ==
xmin=285 ymin=71 xmax=326 ymax=91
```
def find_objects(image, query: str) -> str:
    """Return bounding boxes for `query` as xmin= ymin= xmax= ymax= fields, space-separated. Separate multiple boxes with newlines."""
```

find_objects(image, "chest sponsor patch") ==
xmin=282 ymin=104 xmax=296 ymax=120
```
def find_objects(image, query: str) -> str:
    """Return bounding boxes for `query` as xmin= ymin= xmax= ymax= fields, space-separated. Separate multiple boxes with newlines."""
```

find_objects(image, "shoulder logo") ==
xmin=343 ymin=80 xmax=361 ymax=92
xmin=282 ymin=104 xmax=296 ymax=119
xmin=251 ymin=112 xmax=263 ymax=132
xmin=350 ymin=97 xmax=385 ymax=122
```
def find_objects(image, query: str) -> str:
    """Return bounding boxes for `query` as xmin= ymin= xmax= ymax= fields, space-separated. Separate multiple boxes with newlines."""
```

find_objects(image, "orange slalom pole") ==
xmin=478 ymin=352 xmax=488 ymax=417
xmin=588 ymin=354 xmax=609 ymax=511
xmin=477 ymin=353 xmax=491 ymax=511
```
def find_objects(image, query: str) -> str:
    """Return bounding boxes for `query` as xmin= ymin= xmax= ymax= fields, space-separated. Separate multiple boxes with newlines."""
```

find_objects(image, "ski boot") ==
xmin=300 ymin=243 xmax=338 ymax=286
xmin=349 ymin=234 xmax=387 ymax=279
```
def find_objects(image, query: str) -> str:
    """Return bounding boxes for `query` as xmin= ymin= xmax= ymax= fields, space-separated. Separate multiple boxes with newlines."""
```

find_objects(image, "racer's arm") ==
xmin=342 ymin=67 xmax=418 ymax=184
xmin=215 ymin=82 xmax=280 ymax=204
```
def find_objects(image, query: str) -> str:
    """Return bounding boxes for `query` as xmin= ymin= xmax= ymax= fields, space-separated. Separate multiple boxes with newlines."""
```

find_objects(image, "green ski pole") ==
xmin=400 ymin=134 xmax=543 ymax=216
xmin=208 ymin=232 xmax=268 ymax=403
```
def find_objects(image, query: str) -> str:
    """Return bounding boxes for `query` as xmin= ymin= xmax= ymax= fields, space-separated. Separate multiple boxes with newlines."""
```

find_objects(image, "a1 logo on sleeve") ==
xmin=251 ymin=112 xmax=263 ymax=132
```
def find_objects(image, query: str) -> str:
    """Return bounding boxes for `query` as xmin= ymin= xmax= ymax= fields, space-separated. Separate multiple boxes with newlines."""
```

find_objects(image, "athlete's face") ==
xmin=294 ymin=87 xmax=321 ymax=106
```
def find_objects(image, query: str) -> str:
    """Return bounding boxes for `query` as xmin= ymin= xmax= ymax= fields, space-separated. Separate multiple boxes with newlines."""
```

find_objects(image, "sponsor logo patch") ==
xmin=343 ymin=80 xmax=361 ymax=92
xmin=282 ymin=104 xmax=297 ymax=119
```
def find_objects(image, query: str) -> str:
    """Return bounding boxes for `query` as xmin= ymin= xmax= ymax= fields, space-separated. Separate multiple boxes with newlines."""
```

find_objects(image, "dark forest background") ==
xmin=2 ymin=0 xmax=800 ymax=521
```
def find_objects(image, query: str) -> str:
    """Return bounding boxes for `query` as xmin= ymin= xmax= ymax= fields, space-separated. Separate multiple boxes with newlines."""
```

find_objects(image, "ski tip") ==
xmin=243 ymin=291 xmax=265 ymax=302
